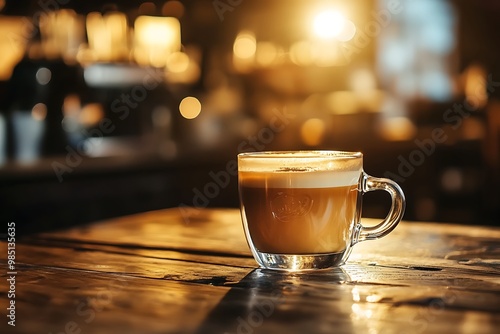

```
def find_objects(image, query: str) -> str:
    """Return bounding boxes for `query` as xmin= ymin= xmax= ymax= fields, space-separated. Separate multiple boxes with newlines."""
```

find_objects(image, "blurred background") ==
xmin=0 ymin=0 xmax=499 ymax=234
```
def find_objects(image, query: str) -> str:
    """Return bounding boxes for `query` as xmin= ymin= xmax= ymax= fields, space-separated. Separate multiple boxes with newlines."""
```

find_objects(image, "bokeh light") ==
xmin=300 ymin=118 xmax=326 ymax=146
xmin=179 ymin=97 xmax=202 ymax=119
xmin=337 ymin=19 xmax=356 ymax=42
xmin=313 ymin=10 xmax=346 ymax=39
xmin=255 ymin=42 xmax=278 ymax=67
xmin=138 ymin=2 xmax=156 ymax=16
xmin=166 ymin=52 xmax=190 ymax=73
xmin=162 ymin=1 xmax=185 ymax=18
xmin=377 ymin=117 xmax=417 ymax=141
xmin=32 ymin=103 xmax=47 ymax=121
xmin=79 ymin=103 xmax=104 ymax=126
xmin=326 ymin=91 xmax=358 ymax=114
xmin=36 ymin=68 xmax=52 ymax=85
xmin=290 ymin=41 xmax=316 ymax=66
xmin=233 ymin=31 xmax=257 ymax=59
xmin=134 ymin=15 xmax=181 ymax=67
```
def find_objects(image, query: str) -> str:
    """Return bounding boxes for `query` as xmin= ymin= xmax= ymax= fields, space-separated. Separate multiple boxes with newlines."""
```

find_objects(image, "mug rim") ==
xmin=238 ymin=150 xmax=363 ymax=160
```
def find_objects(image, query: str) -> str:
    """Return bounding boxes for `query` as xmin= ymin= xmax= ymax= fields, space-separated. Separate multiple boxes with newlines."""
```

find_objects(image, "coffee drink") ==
xmin=239 ymin=170 xmax=360 ymax=254
xmin=238 ymin=151 xmax=405 ymax=271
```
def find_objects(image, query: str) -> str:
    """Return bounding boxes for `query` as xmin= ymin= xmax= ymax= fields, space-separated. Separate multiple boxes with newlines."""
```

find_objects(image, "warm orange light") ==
xmin=0 ymin=16 xmax=27 ymax=80
xmin=290 ymin=41 xmax=316 ymax=66
xmin=164 ymin=46 xmax=201 ymax=84
xmin=233 ymin=31 xmax=256 ymax=59
xmin=464 ymin=64 xmax=488 ymax=109
xmin=166 ymin=52 xmax=190 ymax=73
xmin=337 ymin=19 xmax=356 ymax=42
xmin=377 ymin=117 xmax=417 ymax=141
xmin=314 ymin=42 xmax=341 ymax=67
xmin=39 ymin=10 xmax=84 ymax=59
xmin=63 ymin=94 xmax=81 ymax=116
xmin=86 ymin=12 xmax=128 ymax=62
xmin=32 ymin=103 xmax=47 ymax=121
xmin=326 ymin=91 xmax=358 ymax=114
xmin=232 ymin=31 xmax=257 ymax=72
xmin=134 ymin=15 xmax=181 ymax=67
xmin=313 ymin=10 xmax=346 ymax=39
xmin=179 ymin=97 xmax=202 ymax=119
xmin=300 ymin=118 xmax=326 ymax=146
xmin=79 ymin=103 xmax=104 ymax=126
xmin=255 ymin=42 xmax=278 ymax=67
xmin=106 ymin=13 xmax=128 ymax=56
xmin=349 ymin=68 xmax=376 ymax=92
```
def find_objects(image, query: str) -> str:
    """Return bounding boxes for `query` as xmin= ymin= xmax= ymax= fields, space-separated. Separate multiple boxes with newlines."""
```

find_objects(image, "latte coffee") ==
xmin=238 ymin=151 xmax=405 ymax=271
xmin=239 ymin=170 xmax=360 ymax=254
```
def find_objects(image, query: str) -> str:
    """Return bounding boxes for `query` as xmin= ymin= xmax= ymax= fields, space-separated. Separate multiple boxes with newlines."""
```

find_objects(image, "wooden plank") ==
xmin=0 ymin=242 xmax=253 ymax=285
xmin=352 ymin=220 xmax=500 ymax=260
xmin=12 ymin=240 xmax=257 ymax=274
xmin=34 ymin=208 xmax=252 ymax=256
xmin=0 ymin=264 xmax=229 ymax=334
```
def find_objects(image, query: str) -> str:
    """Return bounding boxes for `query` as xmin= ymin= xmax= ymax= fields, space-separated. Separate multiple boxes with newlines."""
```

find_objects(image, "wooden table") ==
xmin=2 ymin=208 xmax=500 ymax=334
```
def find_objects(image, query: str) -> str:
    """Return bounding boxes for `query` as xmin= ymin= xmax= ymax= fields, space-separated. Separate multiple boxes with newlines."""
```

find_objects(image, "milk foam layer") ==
xmin=239 ymin=170 xmax=360 ymax=188
xmin=239 ymin=151 xmax=363 ymax=188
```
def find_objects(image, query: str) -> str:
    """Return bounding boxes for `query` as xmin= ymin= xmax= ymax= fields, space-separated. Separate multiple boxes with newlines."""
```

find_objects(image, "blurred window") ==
xmin=377 ymin=0 xmax=457 ymax=102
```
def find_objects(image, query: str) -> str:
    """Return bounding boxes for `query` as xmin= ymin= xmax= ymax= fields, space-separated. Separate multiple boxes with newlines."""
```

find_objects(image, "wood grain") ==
xmin=1 ymin=208 xmax=499 ymax=334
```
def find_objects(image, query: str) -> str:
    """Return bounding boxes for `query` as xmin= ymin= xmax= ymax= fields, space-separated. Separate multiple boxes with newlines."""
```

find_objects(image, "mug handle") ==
xmin=354 ymin=172 xmax=406 ymax=243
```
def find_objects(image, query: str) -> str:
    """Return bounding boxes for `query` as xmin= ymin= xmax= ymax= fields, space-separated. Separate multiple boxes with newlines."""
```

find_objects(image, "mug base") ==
xmin=253 ymin=250 xmax=348 ymax=271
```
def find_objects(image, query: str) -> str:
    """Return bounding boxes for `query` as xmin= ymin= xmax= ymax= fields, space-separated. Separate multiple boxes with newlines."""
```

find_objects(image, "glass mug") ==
xmin=238 ymin=151 xmax=405 ymax=271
